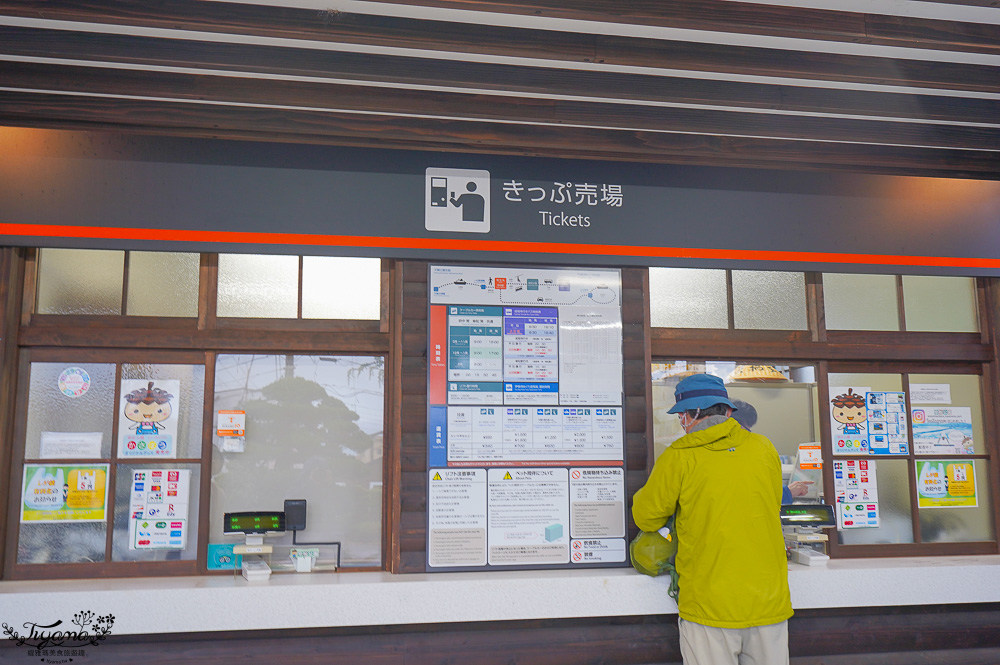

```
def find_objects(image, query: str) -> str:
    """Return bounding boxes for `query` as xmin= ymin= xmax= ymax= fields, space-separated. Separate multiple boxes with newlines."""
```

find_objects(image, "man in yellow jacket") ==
xmin=632 ymin=373 xmax=792 ymax=665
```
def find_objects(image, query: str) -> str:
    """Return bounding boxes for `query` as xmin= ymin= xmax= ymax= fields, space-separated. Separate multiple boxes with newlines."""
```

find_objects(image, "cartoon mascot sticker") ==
xmin=119 ymin=379 xmax=180 ymax=459
xmin=830 ymin=387 xmax=870 ymax=454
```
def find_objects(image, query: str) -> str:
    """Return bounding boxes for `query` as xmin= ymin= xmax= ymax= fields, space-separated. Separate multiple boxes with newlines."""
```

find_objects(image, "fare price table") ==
xmin=447 ymin=406 xmax=623 ymax=463
xmin=503 ymin=307 xmax=558 ymax=382
xmin=448 ymin=306 xmax=503 ymax=382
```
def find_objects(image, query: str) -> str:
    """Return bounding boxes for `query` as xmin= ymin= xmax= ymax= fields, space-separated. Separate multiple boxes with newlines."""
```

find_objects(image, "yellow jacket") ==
xmin=632 ymin=417 xmax=793 ymax=629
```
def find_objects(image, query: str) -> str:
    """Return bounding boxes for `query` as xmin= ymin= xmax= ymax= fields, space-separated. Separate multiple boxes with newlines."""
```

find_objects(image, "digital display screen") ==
xmin=224 ymin=511 xmax=285 ymax=534
xmin=780 ymin=504 xmax=836 ymax=527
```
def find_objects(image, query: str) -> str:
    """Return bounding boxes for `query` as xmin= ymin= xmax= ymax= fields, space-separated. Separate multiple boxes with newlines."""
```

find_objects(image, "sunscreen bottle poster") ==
xmin=916 ymin=460 xmax=977 ymax=508
xmin=20 ymin=464 xmax=110 ymax=522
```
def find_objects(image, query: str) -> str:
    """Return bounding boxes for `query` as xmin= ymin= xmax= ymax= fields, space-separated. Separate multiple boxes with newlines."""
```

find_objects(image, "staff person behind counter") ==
xmin=632 ymin=374 xmax=792 ymax=665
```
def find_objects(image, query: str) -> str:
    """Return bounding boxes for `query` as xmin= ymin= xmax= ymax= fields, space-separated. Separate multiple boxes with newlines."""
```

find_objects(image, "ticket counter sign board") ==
xmin=427 ymin=265 xmax=626 ymax=570
xmin=916 ymin=460 xmax=977 ymax=508
xmin=21 ymin=464 xmax=110 ymax=522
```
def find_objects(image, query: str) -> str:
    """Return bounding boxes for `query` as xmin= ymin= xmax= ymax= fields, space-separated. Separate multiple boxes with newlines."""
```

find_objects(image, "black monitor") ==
xmin=779 ymin=504 xmax=836 ymax=528
xmin=224 ymin=511 xmax=286 ymax=535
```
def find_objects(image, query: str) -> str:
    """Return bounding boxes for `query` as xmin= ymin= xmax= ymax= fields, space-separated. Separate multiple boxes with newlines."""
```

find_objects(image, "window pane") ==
xmin=837 ymin=459 xmax=914 ymax=545
xmin=918 ymin=461 xmax=994 ymax=543
xmin=649 ymin=268 xmax=727 ymax=328
xmin=902 ymin=276 xmax=979 ymax=332
xmin=909 ymin=373 xmax=985 ymax=455
xmin=828 ymin=372 xmax=903 ymax=456
xmin=126 ymin=251 xmax=199 ymax=317
xmin=652 ymin=362 xmax=818 ymax=463
xmin=36 ymin=248 xmax=124 ymax=315
xmin=210 ymin=354 xmax=384 ymax=568
xmin=827 ymin=373 xmax=912 ymax=545
xmin=823 ymin=273 xmax=899 ymax=331
xmin=112 ymin=463 xmax=200 ymax=561
xmin=120 ymin=363 xmax=205 ymax=459
xmin=25 ymin=362 xmax=116 ymax=459
xmin=732 ymin=270 xmax=807 ymax=330
xmin=302 ymin=257 xmax=380 ymax=320
xmin=217 ymin=254 xmax=298 ymax=318
xmin=17 ymin=521 xmax=106 ymax=564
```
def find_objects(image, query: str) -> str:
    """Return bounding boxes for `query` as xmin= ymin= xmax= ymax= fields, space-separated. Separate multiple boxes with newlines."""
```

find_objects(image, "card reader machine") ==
xmin=224 ymin=511 xmax=285 ymax=580
xmin=780 ymin=505 xmax=836 ymax=565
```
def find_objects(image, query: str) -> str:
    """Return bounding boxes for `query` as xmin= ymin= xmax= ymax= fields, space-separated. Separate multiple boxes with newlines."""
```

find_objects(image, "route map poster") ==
xmin=427 ymin=265 xmax=626 ymax=570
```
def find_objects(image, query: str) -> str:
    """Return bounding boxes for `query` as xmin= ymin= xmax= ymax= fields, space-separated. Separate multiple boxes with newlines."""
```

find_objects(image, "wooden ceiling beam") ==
xmin=1 ymin=91 xmax=997 ymax=179
xmin=0 ymin=2 xmax=997 ymax=93
xmin=4 ymin=26 xmax=999 ymax=124
xmin=366 ymin=0 xmax=1000 ymax=55
xmin=3 ymin=61 xmax=996 ymax=151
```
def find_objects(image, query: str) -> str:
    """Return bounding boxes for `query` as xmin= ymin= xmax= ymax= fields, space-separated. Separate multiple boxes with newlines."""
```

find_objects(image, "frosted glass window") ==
xmin=919 ymin=461 xmax=994 ymax=543
xmin=732 ymin=270 xmax=807 ymax=330
xmin=25 ymin=362 xmax=116 ymax=459
xmin=823 ymin=273 xmax=899 ymax=331
xmin=828 ymin=372 xmax=903 ymax=394
xmin=112 ymin=463 xmax=200 ymax=561
xmin=902 ymin=275 xmax=979 ymax=332
xmin=909 ymin=373 xmax=985 ymax=455
xmin=217 ymin=254 xmax=298 ymax=318
xmin=121 ymin=363 xmax=205 ymax=459
xmin=649 ymin=268 xmax=727 ymax=328
xmin=302 ymin=257 xmax=380 ymax=320
xmin=126 ymin=251 xmax=199 ymax=317
xmin=17 ymin=521 xmax=106 ymax=564
xmin=837 ymin=460 xmax=914 ymax=545
xmin=211 ymin=354 xmax=384 ymax=567
xmin=36 ymin=248 xmax=124 ymax=315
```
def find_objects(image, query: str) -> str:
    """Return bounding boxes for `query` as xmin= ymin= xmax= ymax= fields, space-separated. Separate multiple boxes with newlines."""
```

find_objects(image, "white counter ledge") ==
xmin=3 ymin=556 xmax=999 ymax=636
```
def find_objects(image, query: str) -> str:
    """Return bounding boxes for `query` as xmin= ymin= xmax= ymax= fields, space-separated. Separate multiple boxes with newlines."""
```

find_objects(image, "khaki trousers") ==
xmin=678 ymin=617 xmax=789 ymax=665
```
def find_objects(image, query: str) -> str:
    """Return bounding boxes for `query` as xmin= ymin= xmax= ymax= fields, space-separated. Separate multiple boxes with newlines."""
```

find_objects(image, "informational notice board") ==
xmin=427 ymin=265 xmax=626 ymax=570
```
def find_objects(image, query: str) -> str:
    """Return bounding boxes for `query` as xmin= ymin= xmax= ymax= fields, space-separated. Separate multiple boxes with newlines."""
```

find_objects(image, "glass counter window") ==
xmin=652 ymin=361 xmax=821 ymax=503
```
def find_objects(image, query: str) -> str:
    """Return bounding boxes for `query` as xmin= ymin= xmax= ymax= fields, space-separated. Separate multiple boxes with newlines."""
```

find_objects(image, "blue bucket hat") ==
xmin=667 ymin=373 xmax=737 ymax=414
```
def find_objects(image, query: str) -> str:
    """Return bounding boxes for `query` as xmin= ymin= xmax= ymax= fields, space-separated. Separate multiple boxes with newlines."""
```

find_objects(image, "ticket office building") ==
xmin=1 ymin=129 xmax=1000 ymax=663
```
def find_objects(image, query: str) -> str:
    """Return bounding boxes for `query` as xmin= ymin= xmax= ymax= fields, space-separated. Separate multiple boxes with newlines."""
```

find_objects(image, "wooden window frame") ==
xmin=649 ymin=269 xmax=1000 ymax=559
xmin=1 ymin=248 xmax=395 ymax=580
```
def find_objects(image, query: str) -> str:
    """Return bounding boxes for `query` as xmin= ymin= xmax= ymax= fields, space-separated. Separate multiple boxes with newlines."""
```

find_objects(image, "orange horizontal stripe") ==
xmin=3 ymin=222 xmax=999 ymax=269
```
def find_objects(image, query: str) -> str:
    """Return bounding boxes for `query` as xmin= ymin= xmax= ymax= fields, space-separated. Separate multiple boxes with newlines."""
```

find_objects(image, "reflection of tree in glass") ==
xmin=216 ymin=376 xmax=381 ymax=565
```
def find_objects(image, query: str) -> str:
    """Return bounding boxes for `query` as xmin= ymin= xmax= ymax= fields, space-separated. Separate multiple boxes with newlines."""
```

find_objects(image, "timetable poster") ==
xmin=427 ymin=265 xmax=626 ymax=570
